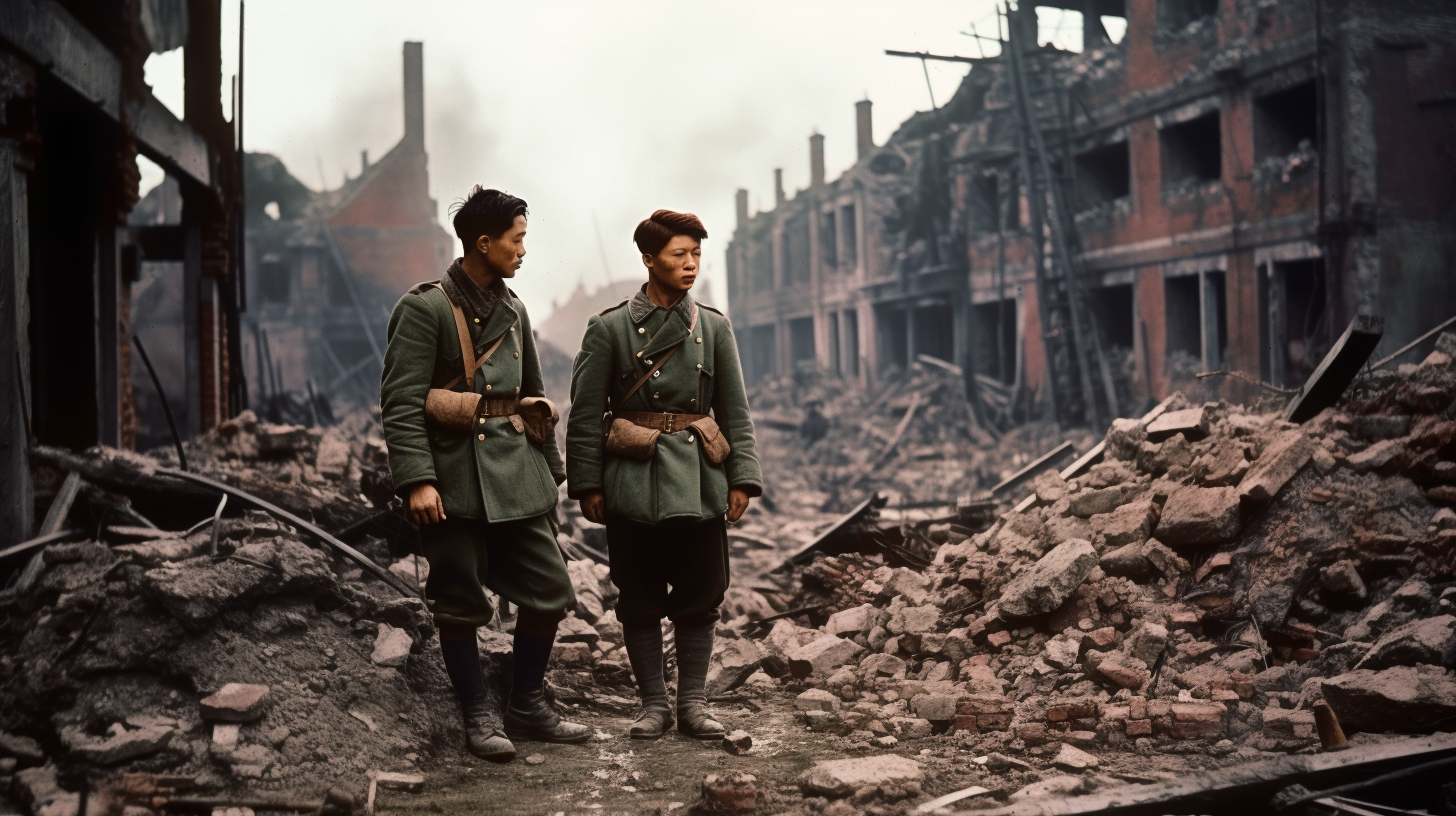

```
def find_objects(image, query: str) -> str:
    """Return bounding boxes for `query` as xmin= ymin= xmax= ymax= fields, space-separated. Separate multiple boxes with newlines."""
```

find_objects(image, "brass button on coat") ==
xmin=695 ymin=337 xmax=702 ymax=343
xmin=638 ymin=327 xmax=645 ymax=334
xmin=478 ymin=417 xmax=485 ymax=425
xmin=477 ymin=433 xmax=485 ymax=441
xmin=485 ymin=384 xmax=492 ymax=391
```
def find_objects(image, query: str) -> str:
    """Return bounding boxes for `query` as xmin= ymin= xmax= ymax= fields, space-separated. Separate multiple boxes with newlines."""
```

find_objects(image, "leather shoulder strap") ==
xmin=620 ymin=345 xmax=678 ymax=409
xmin=432 ymin=283 xmax=512 ymax=390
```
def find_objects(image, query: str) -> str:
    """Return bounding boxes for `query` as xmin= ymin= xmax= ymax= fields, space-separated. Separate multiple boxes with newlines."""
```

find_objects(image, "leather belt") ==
xmin=478 ymin=398 xmax=520 ymax=418
xmin=617 ymin=411 xmax=708 ymax=433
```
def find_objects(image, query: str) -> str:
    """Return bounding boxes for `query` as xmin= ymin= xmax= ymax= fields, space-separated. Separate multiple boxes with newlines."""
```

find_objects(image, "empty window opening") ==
xmin=821 ymin=210 xmax=838 ymax=269
xmin=914 ymin=304 xmax=956 ymax=365
xmin=257 ymin=257 xmax=290 ymax=303
xmin=1164 ymin=275 xmax=1202 ymax=363
xmin=1090 ymin=284 xmax=1135 ymax=351
xmin=973 ymin=300 xmax=1018 ymax=385
xmin=1034 ymin=4 xmax=1128 ymax=50
xmin=1074 ymin=141 xmax=1132 ymax=210
xmin=748 ymin=240 xmax=773 ymax=293
xmin=1265 ymin=259 xmax=1328 ymax=388
xmin=1254 ymin=81 xmax=1318 ymax=161
xmin=842 ymin=310 xmax=861 ymax=377
xmin=877 ymin=307 xmax=909 ymax=372
xmin=827 ymin=312 xmax=841 ymax=376
xmin=1161 ymin=111 xmax=1222 ymax=188
xmin=1164 ymin=271 xmax=1227 ymax=373
xmin=747 ymin=324 xmax=777 ymax=384
xmin=785 ymin=216 xmax=811 ymax=285
xmin=840 ymin=205 xmax=859 ymax=267
xmin=1159 ymin=0 xmax=1217 ymax=34
xmin=970 ymin=172 xmax=1001 ymax=233
xmin=789 ymin=317 xmax=816 ymax=366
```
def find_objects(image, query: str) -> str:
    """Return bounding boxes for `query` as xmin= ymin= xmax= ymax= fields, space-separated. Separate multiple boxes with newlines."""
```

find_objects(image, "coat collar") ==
xmin=628 ymin=284 xmax=697 ymax=328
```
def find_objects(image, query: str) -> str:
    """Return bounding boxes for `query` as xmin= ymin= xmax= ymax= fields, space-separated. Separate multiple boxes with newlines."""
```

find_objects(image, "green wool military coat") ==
xmin=381 ymin=278 xmax=565 ymax=522
xmin=566 ymin=287 xmax=762 ymax=524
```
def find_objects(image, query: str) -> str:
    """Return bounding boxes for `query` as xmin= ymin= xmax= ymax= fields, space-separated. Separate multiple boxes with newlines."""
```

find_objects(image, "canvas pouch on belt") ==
xmin=422 ymin=284 xmax=556 ymax=443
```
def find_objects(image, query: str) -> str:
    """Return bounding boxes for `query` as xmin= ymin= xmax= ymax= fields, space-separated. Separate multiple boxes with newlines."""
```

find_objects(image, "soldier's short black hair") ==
xmin=450 ymin=186 xmax=528 ymax=254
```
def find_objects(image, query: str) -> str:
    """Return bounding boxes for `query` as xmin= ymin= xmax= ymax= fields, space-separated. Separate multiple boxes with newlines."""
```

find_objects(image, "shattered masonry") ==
xmin=724 ymin=0 xmax=1456 ymax=420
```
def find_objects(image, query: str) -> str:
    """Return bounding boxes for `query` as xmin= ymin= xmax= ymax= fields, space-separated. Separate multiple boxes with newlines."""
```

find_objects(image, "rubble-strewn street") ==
xmin=4 ymin=335 xmax=1456 ymax=815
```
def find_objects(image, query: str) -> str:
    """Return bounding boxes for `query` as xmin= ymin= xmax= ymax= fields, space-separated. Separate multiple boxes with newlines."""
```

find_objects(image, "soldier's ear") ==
xmin=475 ymin=234 xmax=491 ymax=255
xmin=641 ymin=253 xmax=655 ymax=270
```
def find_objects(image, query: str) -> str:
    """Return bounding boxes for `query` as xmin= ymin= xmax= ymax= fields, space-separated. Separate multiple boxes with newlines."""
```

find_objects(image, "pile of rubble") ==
xmin=746 ymin=362 xmax=1095 ymax=516
xmin=697 ymin=334 xmax=1456 ymax=787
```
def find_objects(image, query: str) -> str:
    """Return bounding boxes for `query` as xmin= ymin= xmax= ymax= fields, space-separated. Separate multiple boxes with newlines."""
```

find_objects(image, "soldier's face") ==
xmin=478 ymin=216 xmax=527 ymax=278
xmin=643 ymin=235 xmax=701 ymax=292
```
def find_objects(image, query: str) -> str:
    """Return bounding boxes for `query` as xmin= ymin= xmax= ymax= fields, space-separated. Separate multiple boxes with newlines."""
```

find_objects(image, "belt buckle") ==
xmin=664 ymin=412 xmax=676 ymax=433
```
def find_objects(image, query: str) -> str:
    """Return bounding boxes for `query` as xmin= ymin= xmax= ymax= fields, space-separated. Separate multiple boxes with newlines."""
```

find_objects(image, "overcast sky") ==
xmin=141 ymin=1 xmax=1106 ymax=319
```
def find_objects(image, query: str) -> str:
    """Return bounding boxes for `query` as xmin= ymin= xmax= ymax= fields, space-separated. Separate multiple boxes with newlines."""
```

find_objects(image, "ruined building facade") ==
xmin=0 ymin=0 xmax=243 ymax=546
xmin=242 ymin=42 xmax=454 ymax=414
xmin=725 ymin=0 xmax=1456 ymax=424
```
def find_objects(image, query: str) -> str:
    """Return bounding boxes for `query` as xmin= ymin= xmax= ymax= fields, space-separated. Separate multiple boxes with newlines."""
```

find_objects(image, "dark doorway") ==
xmin=788 ymin=317 xmax=816 ymax=367
xmin=972 ymin=300 xmax=1017 ymax=385
xmin=746 ymin=324 xmax=776 ymax=384
xmin=914 ymin=303 xmax=956 ymax=364
xmin=877 ymin=307 xmax=908 ymax=373
xmin=1090 ymin=284 xmax=1135 ymax=351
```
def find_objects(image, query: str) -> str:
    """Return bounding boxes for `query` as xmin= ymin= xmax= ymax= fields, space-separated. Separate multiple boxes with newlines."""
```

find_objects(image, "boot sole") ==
xmin=679 ymin=730 xmax=726 ymax=741
xmin=629 ymin=730 xmax=670 ymax=740
xmin=503 ymin=728 xmax=593 ymax=745
xmin=470 ymin=747 xmax=517 ymax=763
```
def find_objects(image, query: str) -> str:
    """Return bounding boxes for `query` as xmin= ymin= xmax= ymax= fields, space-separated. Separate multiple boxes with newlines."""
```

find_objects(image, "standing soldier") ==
xmin=381 ymin=187 xmax=589 ymax=762
xmin=566 ymin=209 xmax=762 ymax=740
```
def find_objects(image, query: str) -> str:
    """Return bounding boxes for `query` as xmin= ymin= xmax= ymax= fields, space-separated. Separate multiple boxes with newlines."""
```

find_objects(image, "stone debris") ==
xmin=796 ymin=754 xmax=924 ymax=798
xmin=199 ymin=683 xmax=272 ymax=723
xmin=700 ymin=771 xmax=757 ymax=812
xmin=722 ymin=729 xmax=753 ymax=755
xmin=371 ymin=623 xmax=414 ymax=667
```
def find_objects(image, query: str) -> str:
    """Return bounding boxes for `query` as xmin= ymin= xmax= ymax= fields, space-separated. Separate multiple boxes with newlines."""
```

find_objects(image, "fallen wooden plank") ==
xmin=869 ymin=392 xmax=923 ymax=468
xmin=1013 ymin=396 xmax=1177 ymax=513
xmin=1145 ymin=405 xmax=1211 ymax=442
xmin=39 ymin=471 xmax=83 ymax=536
xmin=1371 ymin=312 xmax=1456 ymax=369
xmin=157 ymin=467 xmax=418 ymax=599
xmin=953 ymin=732 xmax=1456 ymax=816
xmin=779 ymin=493 xmax=888 ymax=569
xmin=1283 ymin=314 xmax=1385 ymax=423
xmin=916 ymin=353 xmax=963 ymax=376
xmin=990 ymin=441 xmax=1075 ymax=496
xmin=0 ymin=528 xmax=85 ymax=561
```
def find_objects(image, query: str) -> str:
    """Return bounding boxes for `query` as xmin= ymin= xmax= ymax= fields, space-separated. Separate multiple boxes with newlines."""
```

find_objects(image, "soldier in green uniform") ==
xmin=566 ymin=209 xmax=762 ymax=740
xmin=381 ymin=187 xmax=589 ymax=762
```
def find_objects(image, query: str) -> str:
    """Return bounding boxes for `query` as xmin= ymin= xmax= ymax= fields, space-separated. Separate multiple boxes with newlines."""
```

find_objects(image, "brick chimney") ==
xmin=735 ymin=188 xmax=749 ymax=229
xmin=856 ymin=100 xmax=874 ymax=159
xmin=403 ymin=41 xmax=424 ymax=147
xmin=809 ymin=132 xmax=826 ymax=188
xmin=774 ymin=169 xmax=785 ymax=208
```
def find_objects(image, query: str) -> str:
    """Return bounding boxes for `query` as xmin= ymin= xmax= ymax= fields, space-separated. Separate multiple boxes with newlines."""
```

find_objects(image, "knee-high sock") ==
xmin=674 ymin=621 xmax=715 ymax=707
xmin=440 ymin=637 xmax=487 ymax=707
xmin=622 ymin=622 xmax=669 ymax=706
xmin=510 ymin=631 xmax=555 ymax=705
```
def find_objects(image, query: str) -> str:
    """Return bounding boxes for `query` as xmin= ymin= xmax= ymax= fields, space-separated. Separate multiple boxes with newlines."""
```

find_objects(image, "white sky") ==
xmin=140 ymin=1 xmax=1114 ymax=318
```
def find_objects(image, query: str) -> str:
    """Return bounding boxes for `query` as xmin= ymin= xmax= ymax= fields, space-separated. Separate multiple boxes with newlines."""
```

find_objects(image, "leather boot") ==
xmin=628 ymin=699 xmax=675 ymax=740
xmin=503 ymin=690 xmax=592 ymax=744
xmin=675 ymin=622 xmax=726 ymax=740
xmin=461 ymin=700 xmax=516 ymax=762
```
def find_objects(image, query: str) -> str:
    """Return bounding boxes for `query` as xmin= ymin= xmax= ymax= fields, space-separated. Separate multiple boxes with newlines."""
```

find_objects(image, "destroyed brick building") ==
xmin=0 ymin=0 xmax=243 ymax=548
xmin=241 ymin=42 xmax=454 ymax=413
xmin=725 ymin=0 xmax=1456 ymax=428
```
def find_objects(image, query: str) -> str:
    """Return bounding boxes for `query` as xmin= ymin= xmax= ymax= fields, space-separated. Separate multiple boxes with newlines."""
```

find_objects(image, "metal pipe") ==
xmin=131 ymin=334 xmax=189 ymax=471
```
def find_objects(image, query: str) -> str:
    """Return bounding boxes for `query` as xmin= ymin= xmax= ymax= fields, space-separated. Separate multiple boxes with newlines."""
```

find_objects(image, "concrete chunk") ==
xmin=1322 ymin=665 xmax=1456 ymax=732
xmin=706 ymin=637 xmax=765 ymax=697
xmin=996 ymin=539 xmax=1098 ymax=619
xmin=60 ymin=723 xmax=173 ymax=765
xmin=1238 ymin=430 xmax=1314 ymax=506
xmin=797 ymin=754 xmax=924 ymax=798
xmin=825 ymin=604 xmax=878 ymax=638
xmin=787 ymin=635 xmax=864 ymax=678
xmin=1155 ymin=486 xmax=1241 ymax=548
xmin=1090 ymin=500 xmax=1156 ymax=548
xmin=1052 ymin=743 xmax=1099 ymax=771
xmin=199 ymin=683 xmax=271 ymax=722
xmin=371 ymin=623 xmax=413 ymax=667
xmin=1357 ymin=615 xmax=1456 ymax=670
xmin=1146 ymin=406 xmax=1211 ymax=442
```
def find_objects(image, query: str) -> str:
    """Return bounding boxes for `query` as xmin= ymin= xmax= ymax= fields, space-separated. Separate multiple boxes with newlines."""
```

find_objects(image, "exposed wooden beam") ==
xmin=0 ymin=0 xmax=215 ymax=190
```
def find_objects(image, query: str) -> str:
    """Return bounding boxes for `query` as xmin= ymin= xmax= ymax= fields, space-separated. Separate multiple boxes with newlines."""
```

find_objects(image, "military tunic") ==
xmin=380 ymin=267 xmax=573 ymax=629
xmin=565 ymin=287 xmax=762 ymax=523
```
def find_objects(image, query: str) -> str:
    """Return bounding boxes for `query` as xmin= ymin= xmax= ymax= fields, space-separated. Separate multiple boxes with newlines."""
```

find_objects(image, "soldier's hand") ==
xmin=410 ymin=483 xmax=446 ymax=526
xmin=727 ymin=488 xmax=752 ymax=523
xmin=580 ymin=492 xmax=606 ymax=525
